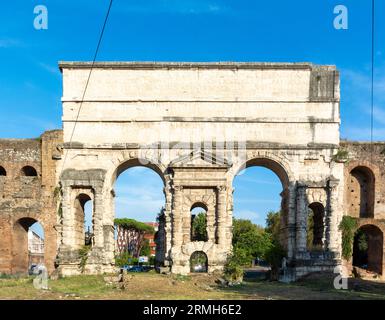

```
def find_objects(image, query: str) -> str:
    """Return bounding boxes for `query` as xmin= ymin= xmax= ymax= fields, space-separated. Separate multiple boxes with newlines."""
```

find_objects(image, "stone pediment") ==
xmin=170 ymin=149 xmax=231 ymax=168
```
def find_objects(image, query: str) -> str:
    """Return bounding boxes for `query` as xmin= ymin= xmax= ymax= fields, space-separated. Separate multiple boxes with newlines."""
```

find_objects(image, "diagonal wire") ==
xmin=60 ymin=0 xmax=114 ymax=174
xmin=371 ymin=0 xmax=375 ymax=161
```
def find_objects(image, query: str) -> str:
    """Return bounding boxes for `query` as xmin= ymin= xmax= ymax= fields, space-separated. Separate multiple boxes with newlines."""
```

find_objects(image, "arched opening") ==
xmin=190 ymin=203 xmax=208 ymax=242
xmin=232 ymin=158 xmax=289 ymax=269
xmin=348 ymin=166 xmax=375 ymax=218
xmin=84 ymin=199 xmax=93 ymax=246
xmin=190 ymin=251 xmax=208 ymax=273
xmin=113 ymin=159 xmax=165 ymax=269
xmin=0 ymin=166 xmax=6 ymax=176
xmin=12 ymin=218 xmax=44 ymax=274
xmin=74 ymin=193 xmax=93 ymax=248
xmin=307 ymin=202 xmax=325 ymax=251
xmin=353 ymin=225 xmax=383 ymax=275
xmin=21 ymin=166 xmax=38 ymax=177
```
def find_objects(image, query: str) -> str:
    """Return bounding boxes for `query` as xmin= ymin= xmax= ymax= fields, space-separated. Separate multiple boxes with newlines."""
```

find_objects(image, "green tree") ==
xmin=114 ymin=218 xmax=155 ymax=257
xmin=232 ymin=219 xmax=271 ymax=266
xmin=139 ymin=239 xmax=151 ymax=256
xmin=191 ymin=212 xmax=208 ymax=241
xmin=265 ymin=211 xmax=281 ymax=241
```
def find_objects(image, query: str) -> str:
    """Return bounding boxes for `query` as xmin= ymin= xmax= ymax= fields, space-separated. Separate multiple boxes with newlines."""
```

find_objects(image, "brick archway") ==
xmin=11 ymin=217 xmax=44 ymax=274
xmin=353 ymin=224 xmax=384 ymax=276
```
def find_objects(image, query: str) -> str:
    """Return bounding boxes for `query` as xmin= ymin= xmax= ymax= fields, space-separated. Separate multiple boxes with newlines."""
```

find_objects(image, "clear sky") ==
xmin=2 ymin=1 xmax=384 ymax=231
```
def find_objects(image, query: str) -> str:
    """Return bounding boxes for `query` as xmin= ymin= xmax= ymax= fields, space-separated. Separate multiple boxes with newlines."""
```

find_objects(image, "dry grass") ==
xmin=0 ymin=272 xmax=385 ymax=300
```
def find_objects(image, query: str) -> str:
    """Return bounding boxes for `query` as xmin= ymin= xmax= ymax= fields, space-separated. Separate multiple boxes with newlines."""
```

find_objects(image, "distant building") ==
xmin=115 ymin=221 xmax=158 ymax=257
xmin=144 ymin=222 xmax=158 ymax=256
xmin=28 ymin=230 xmax=44 ymax=266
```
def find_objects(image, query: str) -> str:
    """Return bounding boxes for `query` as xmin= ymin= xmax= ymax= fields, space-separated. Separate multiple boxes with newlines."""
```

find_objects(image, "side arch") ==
xmin=12 ymin=217 xmax=45 ymax=274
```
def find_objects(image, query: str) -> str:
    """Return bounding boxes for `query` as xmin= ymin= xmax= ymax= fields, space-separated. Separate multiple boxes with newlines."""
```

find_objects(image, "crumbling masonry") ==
xmin=0 ymin=62 xmax=384 ymax=280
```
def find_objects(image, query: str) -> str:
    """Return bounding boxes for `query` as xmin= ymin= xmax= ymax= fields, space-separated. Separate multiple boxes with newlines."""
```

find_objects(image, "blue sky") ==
xmin=2 ymin=1 xmax=384 ymax=230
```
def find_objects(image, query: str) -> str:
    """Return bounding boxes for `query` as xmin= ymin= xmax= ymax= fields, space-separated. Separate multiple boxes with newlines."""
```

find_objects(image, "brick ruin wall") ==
xmin=0 ymin=130 xmax=62 ymax=274
xmin=341 ymin=141 xmax=385 ymax=276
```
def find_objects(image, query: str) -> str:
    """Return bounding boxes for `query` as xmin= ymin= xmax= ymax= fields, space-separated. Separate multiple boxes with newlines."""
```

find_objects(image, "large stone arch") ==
xmin=108 ymin=156 xmax=170 ymax=266
xmin=231 ymin=151 xmax=294 ymax=187
xmin=230 ymin=153 xmax=295 ymax=257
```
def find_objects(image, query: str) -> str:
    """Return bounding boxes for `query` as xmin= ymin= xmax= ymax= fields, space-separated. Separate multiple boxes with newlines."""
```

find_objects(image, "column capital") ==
xmin=173 ymin=185 xmax=183 ymax=192
xmin=217 ymin=185 xmax=227 ymax=192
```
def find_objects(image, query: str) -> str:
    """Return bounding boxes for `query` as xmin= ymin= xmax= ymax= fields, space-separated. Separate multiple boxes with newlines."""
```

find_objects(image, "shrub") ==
xmin=223 ymin=254 xmax=244 ymax=284
xmin=115 ymin=252 xmax=131 ymax=267
xmin=78 ymin=245 xmax=91 ymax=273
xmin=264 ymin=241 xmax=286 ymax=281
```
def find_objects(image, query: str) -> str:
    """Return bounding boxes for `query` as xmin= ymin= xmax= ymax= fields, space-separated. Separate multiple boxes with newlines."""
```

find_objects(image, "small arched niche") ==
xmin=307 ymin=202 xmax=325 ymax=251
xmin=21 ymin=166 xmax=38 ymax=177
xmin=190 ymin=251 xmax=208 ymax=273
xmin=0 ymin=166 xmax=6 ymax=176
xmin=348 ymin=166 xmax=375 ymax=218
xmin=190 ymin=203 xmax=208 ymax=242
xmin=74 ymin=193 xmax=93 ymax=247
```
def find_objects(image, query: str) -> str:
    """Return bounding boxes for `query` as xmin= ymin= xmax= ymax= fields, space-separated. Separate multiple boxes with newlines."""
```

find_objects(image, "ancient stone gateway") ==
xmin=57 ymin=62 xmax=344 ymax=278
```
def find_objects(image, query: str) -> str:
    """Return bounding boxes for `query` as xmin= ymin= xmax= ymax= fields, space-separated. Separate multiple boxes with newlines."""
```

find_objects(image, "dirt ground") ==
xmin=0 ymin=272 xmax=385 ymax=300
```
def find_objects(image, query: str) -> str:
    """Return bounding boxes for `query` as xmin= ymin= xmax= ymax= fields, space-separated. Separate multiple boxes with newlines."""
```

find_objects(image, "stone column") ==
xmin=226 ymin=187 xmax=234 ymax=249
xmin=326 ymin=179 xmax=340 ymax=253
xmin=163 ymin=182 xmax=173 ymax=265
xmin=216 ymin=185 xmax=227 ymax=246
xmin=92 ymin=187 xmax=103 ymax=248
xmin=61 ymin=184 xmax=74 ymax=248
xmin=285 ymin=184 xmax=297 ymax=260
xmin=296 ymin=184 xmax=308 ymax=253
xmin=172 ymin=185 xmax=183 ymax=248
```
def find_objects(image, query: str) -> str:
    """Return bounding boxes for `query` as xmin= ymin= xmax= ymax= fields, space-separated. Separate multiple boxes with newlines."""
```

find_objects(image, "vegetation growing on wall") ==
xmin=339 ymin=216 xmax=358 ymax=260
xmin=78 ymin=245 xmax=91 ymax=273
xmin=332 ymin=148 xmax=349 ymax=163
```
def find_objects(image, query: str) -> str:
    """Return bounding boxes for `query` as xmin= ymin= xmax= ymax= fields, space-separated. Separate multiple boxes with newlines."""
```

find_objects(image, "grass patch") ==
xmin=0 ymin=273 xmax=384 ymax=300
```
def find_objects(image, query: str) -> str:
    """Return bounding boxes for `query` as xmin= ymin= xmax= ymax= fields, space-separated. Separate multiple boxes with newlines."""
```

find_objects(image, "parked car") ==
xmin=128 ymin=266 xmax=144 ymax=272
xmin=142 ymin=265 xmax=153 ymax=272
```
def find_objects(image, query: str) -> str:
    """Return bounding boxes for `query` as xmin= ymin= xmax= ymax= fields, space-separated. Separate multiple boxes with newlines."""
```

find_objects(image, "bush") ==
xmin=223 ymin=254 xmax=244 ymax=284
xmin=264 ymin=241 xmax=286 ymax=281
xmin=115 ymin=252 xmax=131 ymax=267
